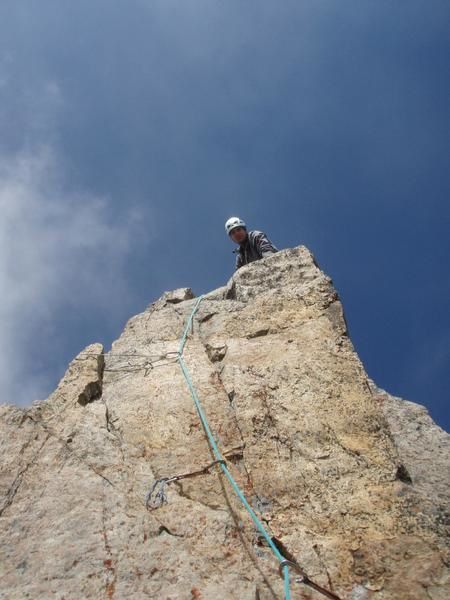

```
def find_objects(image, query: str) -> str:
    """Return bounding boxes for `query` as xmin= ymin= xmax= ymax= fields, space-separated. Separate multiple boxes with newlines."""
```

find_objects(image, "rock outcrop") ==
xmin=1 ymin=246 xmax=449 ymax=599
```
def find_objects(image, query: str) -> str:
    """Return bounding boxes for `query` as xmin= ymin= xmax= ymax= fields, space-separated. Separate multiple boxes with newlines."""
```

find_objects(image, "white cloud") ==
xmin=0 ymin=147 xmax=139 ymax=406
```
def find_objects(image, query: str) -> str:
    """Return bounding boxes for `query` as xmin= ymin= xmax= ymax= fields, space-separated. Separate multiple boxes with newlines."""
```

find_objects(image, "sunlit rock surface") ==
xmin=1 ymin=246 xmax=448 ymax=599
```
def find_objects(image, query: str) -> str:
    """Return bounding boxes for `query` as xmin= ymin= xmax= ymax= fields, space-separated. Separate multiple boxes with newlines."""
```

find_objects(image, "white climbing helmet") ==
xmin=225 ymin=216 xmax=246 ymax=236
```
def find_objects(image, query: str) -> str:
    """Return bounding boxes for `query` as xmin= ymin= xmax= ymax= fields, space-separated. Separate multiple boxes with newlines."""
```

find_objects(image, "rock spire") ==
xmin=1 ymin=246 xmax=449 ymax=599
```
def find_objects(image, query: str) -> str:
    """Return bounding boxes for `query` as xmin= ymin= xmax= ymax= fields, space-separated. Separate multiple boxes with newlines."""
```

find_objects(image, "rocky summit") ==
xmin=1 ymin=246 xmax=449 ymax=600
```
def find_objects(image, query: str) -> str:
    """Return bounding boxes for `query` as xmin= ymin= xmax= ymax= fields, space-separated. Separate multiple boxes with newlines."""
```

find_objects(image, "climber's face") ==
xmin=230 ymin=227 xmax=247 ymax=244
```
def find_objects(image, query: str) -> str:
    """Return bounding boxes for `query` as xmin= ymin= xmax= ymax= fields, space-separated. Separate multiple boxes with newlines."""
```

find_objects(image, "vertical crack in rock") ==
xmin=0 ymin=433 xmax=50 ymax=517
xmin=312 ymin=543 xmax=334 ymax=593
xmin=102 ymin=397 xmax=125 ymax=464
xmin=101 ymin=484 xmax=117 ymax=599
xmin=204 ymin=368 xmax=254 ymax=488
xmin=196 ymin=317 xmax=255 ymax=490
xmin=251 ymin=387 xmax=293 ymax=460
xmin=24 ymin=413 xmax=115 ymax=488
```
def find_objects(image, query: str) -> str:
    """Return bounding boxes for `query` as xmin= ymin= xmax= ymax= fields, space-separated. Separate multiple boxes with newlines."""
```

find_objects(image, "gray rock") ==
xmin=159 ymin=287 xmax=196 ymax=305
xmin=0 ymin=246 xmax=448 ymax=599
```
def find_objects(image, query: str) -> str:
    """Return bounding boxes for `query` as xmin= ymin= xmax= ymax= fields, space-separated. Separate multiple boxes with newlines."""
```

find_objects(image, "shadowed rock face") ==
xmin=0 ymin=246 xmax=448 ymax=600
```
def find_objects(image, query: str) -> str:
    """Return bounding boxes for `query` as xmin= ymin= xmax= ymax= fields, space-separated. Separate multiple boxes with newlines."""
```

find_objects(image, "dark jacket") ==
xmin=234 ymin=230 xmax=278 ymax=270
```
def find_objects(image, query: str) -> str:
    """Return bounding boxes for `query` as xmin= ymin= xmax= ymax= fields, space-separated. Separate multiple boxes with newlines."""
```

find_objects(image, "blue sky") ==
xmin=1 ymin=1 xmax=449 ymax=431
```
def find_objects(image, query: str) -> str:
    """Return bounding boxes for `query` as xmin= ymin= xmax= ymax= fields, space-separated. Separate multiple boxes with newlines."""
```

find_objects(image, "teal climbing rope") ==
xmin=177 ymin=295 xmax=292 ymax=600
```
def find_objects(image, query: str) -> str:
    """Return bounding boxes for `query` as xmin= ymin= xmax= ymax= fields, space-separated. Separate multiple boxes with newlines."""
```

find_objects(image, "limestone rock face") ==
xmin=0 ymin=246 xmax=448 ymax=600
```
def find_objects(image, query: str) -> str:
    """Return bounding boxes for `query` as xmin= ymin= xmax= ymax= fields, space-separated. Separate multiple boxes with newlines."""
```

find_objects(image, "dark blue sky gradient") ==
xmin=0 ymin=1 xmax=448 ymax=431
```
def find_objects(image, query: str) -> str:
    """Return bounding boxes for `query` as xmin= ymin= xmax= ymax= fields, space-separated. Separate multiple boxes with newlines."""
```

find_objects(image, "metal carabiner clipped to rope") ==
xmin=278 ymin=559 xmax=342 ymax=600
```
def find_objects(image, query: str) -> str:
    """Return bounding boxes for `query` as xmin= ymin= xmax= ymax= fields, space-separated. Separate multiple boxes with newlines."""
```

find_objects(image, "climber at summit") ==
xmin=225 ymin=216 xmax=278 ymax=270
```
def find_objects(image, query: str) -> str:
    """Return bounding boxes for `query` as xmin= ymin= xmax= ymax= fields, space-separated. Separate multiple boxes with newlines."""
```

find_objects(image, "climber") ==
xmin=225 ymin=217 xmax=278 ymax=270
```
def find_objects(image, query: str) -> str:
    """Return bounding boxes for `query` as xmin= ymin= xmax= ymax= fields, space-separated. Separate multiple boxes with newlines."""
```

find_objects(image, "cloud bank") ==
xmin=0 ymin=147 xmax=138 ymax=405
